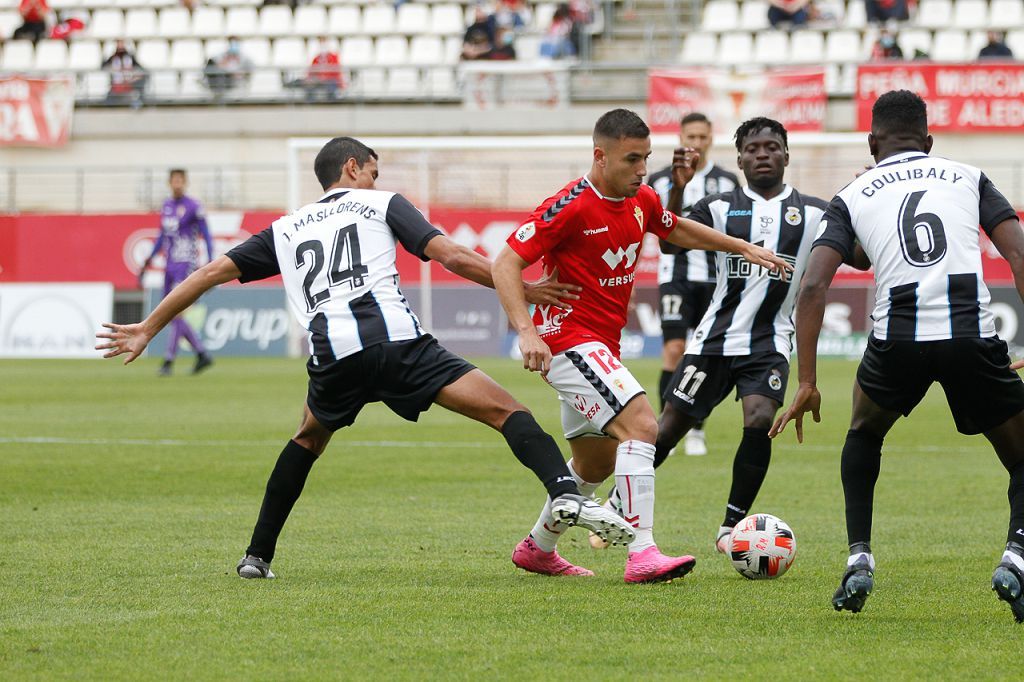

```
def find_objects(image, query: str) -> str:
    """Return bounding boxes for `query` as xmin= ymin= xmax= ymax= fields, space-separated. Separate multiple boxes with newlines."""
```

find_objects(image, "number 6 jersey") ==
xmin=225 ymin=188 xmax=441 ymax=362
xmin=814 ymin=152 xmax=1019 ymax=342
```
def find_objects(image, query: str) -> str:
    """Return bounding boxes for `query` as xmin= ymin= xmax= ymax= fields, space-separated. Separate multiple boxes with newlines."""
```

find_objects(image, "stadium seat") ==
xmin=931 ymin=29 xmax=968 ymax=60
xmin=150 ymin=70 xmax=179 ymax=98
xmin=843 ymin=0 xmax=867 ymax=28
xmin=204 ymin=39 xmax=228 ymax=62
xmin=293 ymin=5 xmax=327 ymax=37
xmin=516 ymin=34 xmax=541 ymax=60
xmin=341 ymin=36 xmax=374 ymax=67
xmin=702 ymin=0 xmax=739 ymax=32
xmin=952 ymin=0 xmax=988 ymax=29
xmin=916 ymin=0 xmax=953 ymax=30
xmin=899 ymin=29 xmax=933 ymax=58
xmin=1006 ymin=29 xmax=1024 ymax=57
xmin=428 ymin=66 xmax=456 ymax=97
xmin=680 ymin=32 xmax=717 ymax=65
xmin=789 ymin=30 xmax=824 ymax=64
xmin=357 ymin=67 xmax=388 ymax=96
xmin=249 ymin=69 xmax=284 ymax=98
xmin=180 ymin=71 xmax=207 ymax=98
xmin=409 ymin=35 xmax=444 ymax=66
xmin=361 ymin=5 xmax=396 ymax=35
xmin=753 ymin=30 xmax=789 ymax=64
xmin=225 ymin=7 xmax=259 ymax=36
xmin=34 ymin=40 xmax=68 ymax=71
xmin=89 ymin=9 xmax=125 ymax=40
xmin=990 ymin=0 xmax=1024 ymax=29
xmin=429 ymin=4 xmax=464 ymax=35
xmin=1 ymin=40 xmax=33 ymax=71
xmin=396 ymin=3 xmax=429 ymax=34
xmin=124 ymin=8 xmax=158 ymax=39
xmin=241 ymin=38 xmax=271 ymax=67
xmin=191 ymin=7 xmax=226 ymax=39
xmin=0 ymin=10 xmax=20 ymax=38
xmin=717 ymin=32 xmax=753 ymax=66
xmin=328 ymin=6 xmax=362 ymax=35
xmin=169 ymin=38 xmax=204 ymax=69
xmin=967 ymin=29 xmax=988 ymax=56
xmin=272 ymin=37 xmax=307 ymax=69
xmin=387 ymin=66 xmax=421 ymax=96
xmin=157 ymin=8 xmax=191 ymax=38
xmin=374 ymin=36 xmax=409 ymax=66
xmin=533 ymin=3 xmax=557 ymax=32
xmin=80 ymin=71 xmax=111 ymax=100
xmin=69 ymin=40 xmax=102 ymax=71
xmin=137 ymin=39 xmax=170 ymax=69
xmin=443 ymin=36 xmax=462 ymax=64
xmin=825 ymin=29 xmax=863 ymax=62
xmin=258 ymin=6 xmax=293 ymax=37
xmin=739 ymin=0 xmax=769 ymax=31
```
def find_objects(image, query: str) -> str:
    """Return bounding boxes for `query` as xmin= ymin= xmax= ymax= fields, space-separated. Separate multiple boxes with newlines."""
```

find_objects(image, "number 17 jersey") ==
xmin=814 ymin=152 xmax=1019 ymax=342
xmin=225 ymin=188 xmax=442 ymax=362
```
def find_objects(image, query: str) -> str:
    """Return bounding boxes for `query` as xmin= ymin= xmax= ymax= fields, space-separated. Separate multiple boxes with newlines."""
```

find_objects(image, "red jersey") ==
xmin=507 ymin=176 xmax=678 ymax=357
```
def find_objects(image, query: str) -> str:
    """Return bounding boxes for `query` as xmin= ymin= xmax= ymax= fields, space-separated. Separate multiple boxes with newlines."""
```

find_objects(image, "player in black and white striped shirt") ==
xmin=773 ymin=90 xmax=1024 ymax=621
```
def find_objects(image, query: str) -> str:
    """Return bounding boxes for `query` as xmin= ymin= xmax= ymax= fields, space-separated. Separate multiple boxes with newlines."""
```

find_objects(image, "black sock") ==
xmin=723 ymin=427 xmax=772 ymax=527
xmin=658 ymin=370 xmax=673 ymax=411
xmin=694 ymin=418 xmax=705 ymax=431
xmin=654 ymin=441 xmax=672 ymax=469
xmin=501 ymin=411 xmax=578 ymax=499
xmin=841 ymin=429 xmax=884 ymax=547
xmin=246 ymin=440 xmax=319 ymax=563
xmin=1007 ymin=462 xmax=1024 ymax=547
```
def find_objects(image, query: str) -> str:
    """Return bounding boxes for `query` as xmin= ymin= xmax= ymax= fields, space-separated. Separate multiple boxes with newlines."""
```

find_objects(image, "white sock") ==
xmin=847 ymin=551 xmax=876 ymax=570
xmin=614 ymin=440 xmax=657 ymax=554
xmin=528 ymin=458 xmax=598 ymax=552
xmin=1002 ymin=549 xmax=1024 ymax=572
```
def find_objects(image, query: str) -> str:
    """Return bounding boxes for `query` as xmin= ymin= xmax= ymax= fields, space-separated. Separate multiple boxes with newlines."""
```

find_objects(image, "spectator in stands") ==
xmin=979 ymin=31 xmax=1014 ymax=60
xmin=806 ymin=0 xmax=841 ymax=27
xmin=870 ymin=28 xmax=904 ymax=60
xmin=494 ymin=0 xmax=531 ymax=34
xmin=49 ymin=11 xmax=86 ymax=42
xmin=181 ymin=0 xmax=198 ymax=10
xmin=12 ymin=0 xmax=50 ymax=43
xmin=864 ymin=0 xmax=908 ymax=24
xmin=462 ymin=6 xmax=497 ymax=60
xmin=204 ymin=37 xmax=253 ymax=96
xmin=540 ymin=4 xmax=576 ymax=59
xmin=567 ymin=0 xmax=594 ymax=55
xmin=102 ymin=40 xmax=147 ymax=106
xmin=287 ymin=36 xmax=346 ymax=100
xmin=768 ymin=0 xmax=810 ymax=29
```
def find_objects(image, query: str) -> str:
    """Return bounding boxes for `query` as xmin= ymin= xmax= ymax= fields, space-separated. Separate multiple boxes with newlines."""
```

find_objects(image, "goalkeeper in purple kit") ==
xmin=139 ymin=168 xmax=215 ymax=375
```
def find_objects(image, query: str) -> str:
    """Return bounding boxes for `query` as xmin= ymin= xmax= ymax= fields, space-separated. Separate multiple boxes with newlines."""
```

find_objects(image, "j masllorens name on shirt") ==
xmin=282 ymin=200 xmax=380 ymax=237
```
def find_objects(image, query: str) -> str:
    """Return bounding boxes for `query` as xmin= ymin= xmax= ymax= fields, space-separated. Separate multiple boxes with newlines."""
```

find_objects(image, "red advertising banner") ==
xmin=856 ymin=62 xmax=1024 ymax=132
xmin=648 ymin=68 xmax=827 ymax=135
xmin=0 ymin=209 xmax=1018 ymax=288
xmin=0 ymin=76 xmax=75 ymax=147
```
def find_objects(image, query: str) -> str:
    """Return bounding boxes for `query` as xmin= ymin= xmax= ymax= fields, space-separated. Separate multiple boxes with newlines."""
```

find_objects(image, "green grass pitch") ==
xmin=1 ymin=356 xmax=1019 ymax=679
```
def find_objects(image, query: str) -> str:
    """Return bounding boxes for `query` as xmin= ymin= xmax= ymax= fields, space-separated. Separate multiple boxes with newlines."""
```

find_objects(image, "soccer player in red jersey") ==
xmin=492 ymin=109 xmax=792 ymax=582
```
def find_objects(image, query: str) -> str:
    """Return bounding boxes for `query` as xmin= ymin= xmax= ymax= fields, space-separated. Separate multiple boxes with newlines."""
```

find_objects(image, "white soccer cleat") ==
xmin=552 ymin=493 xmax=635 ymax=547
xmin=237 ymin=554 xmax=276 ymax=579
xmin=685 ymin=429 xmax=708 ymax=456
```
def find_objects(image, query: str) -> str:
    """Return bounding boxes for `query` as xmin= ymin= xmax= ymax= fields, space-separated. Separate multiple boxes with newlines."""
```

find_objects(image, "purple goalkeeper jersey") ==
xmin=148 ymin=195 xmax=213 ymax=272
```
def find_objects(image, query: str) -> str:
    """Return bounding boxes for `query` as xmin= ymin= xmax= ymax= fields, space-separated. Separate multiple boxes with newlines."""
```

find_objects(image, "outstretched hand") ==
xmin=671 ymin=147 xmax=700 ymax=187
xmin=742 ymin=243 xmax=794 ymax=281
xmin=524 ymin=267 xmax=581 ymax=309
xmin=95 ymin=322 xmax=153 ymax=364
xmin=770 ymin=383 xmax=822 ymax=443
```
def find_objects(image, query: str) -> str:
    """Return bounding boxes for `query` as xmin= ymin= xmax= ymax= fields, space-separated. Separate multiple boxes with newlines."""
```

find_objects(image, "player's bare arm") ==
xmin=665 ymin=217 xmax=794 ymax=279
xmin=849 ymin=243 xmax=872 ymax=271
xmin=988 ymin=217 xmax=1024 ymax=370
xmin=492 ymin=246 xmax=552 ymax=375
xmin=665 ymin=146 xmax=699 ymax=216
xmin=770 ymin=244 xmax=845 ymax=441
xmin=96 ymin=255 xmax=241 ymax=363
xmin=424 ymin=234 xmax=580 ymax=308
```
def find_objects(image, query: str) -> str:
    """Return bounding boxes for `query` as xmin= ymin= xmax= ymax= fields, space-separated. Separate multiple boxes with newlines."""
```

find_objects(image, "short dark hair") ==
xmin=734 ymin=117 xmax=788 ymax=151
xmin=169 ymin=168 xmax=186 ymax=179
xmin=680 ymin=112 xmax=711 ymax=128
xmin=871 ymin=89 xmax=928 ymax=138
xmin=593 ymin=109 xmax=650 ymax=144
xmin=314 ymin=136 xmax=378 ymax=190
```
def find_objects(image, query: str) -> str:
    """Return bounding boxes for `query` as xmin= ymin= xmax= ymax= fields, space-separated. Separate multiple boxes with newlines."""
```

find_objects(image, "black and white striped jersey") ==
xmin=687 ymin=185 xmax=827 ymax=357
xmin=226 ymin=188 xmax=441 ymax=363
xmin=814 ymin=152 xmax=1019 ymax=342
xmin=649 ymin=162 xmax=739 ymax=284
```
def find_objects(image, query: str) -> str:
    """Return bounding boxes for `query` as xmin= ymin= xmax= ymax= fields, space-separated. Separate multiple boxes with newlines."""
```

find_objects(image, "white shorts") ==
xmin=546 ymin=341 xmax=646 ymax=439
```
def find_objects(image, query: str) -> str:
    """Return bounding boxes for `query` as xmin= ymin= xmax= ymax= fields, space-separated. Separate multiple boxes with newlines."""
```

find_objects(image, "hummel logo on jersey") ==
xmin=601 ymin=242 xmax=640 ymax=270
xmin=583 ymin=226 xmax=609 ymax=236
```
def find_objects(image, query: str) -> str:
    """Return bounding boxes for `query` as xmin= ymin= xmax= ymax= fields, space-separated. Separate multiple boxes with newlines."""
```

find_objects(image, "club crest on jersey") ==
xmin=515 ymin=222 xmax=536 ymax=242
xmin=768 ymin=371 xmax=783 ymax=391
xmin=785 ymin=207 xmax=802 ymax=226
xmin=633 ymin=206 xmax=644 ymax=230
xmin=601 ymin=242 xmax=640 ymax=270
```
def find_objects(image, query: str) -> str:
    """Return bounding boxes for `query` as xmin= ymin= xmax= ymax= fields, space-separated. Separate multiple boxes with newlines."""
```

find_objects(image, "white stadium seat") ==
xmin=533 ymin=3 xmax=557 ymax=32
xmin=357 ymin=67 xmax=387 ymax=96
xmin=328 ymin=6 xmax=361 ymax=36
xmin=258 ymin=6 xmax=293 ymax=37
xmin=702 ymin=0 xmax=739 ymax=32
xmin=516 ymin=34 xmax=541 ymax=60
xmin=739 ymin=0 xmax=769 ymax=31
xmin=361 ymin=5 xmax=396 ymax=35
xmin=293 ymin=5 xmax=327 ymax=37
xmin=34 ymin=40 xmax=68 ymax=71
xmin=0 ymin=10 xmax=21 ymax=38
xmin=204 ymin=39 xmax=228 ymax=61
xmin=717 ymin=32 xmax=753 ymax=66
xmin=150 ymin=71 xmax=179 ymax=98
xmin=374 ymin=36 xmax=408 ymax=66
xmin=341 ymin=36 xmax=373 ymax=67
xmin=241 ymin=37 xmax=271 ymax=67
xmin=990 ymin=0 xmax=1024 ymax=30
xmin=81 ymin=71 xmax=111 ymax=100
xmin=124 ymin=8 xmax=158 ymax=39
xmin=680 ymin=32 xmax=717 ymax=65
xmin=825 ymin=29 xmax=863 ymax=62
xmin=916 ymin=0 xmax=953 ymax=30
xmin=89 ymin=9 xmax=125 ymax=40
xmin=224 ymin=7 xmax=259 ymax=37
xmin=429 ymin=5 xmax=464 ymax=35
xmin=396 ymin=3 xmax=429 ymax=34
xmin=272 ymin=37 xmax=307 ymax=69
xmin=249 ymin=69 xmax=283 ymax=97
xmin=967 ymin=29 xmax=989 ymax=57
xmin=157 ymin=7 xmax=191 ymax=38
xmin=952 ymin=0 xmax=988 ymax=29
xmin=409 ymin=35 xmax=444 ymax=66
xmin=2 ymin=40 xmax=34 ymax=71
xmin=843 ymin=0 xmax=867 ymax=29
xmin=790 ymin=30 xmax=824 ymax=64
xmin=137 ymin=39 xmax=169 ymax=69
xmin=69 ymin=40 xmax=103 ymax=71
xmin=443 ymin=36 xmax=462 ymax=64
xmin=931 ymin=29 xmax=968 ymax=61
xmin=428 ymin=67 xmax=456 ymax=97
xmin=898 ymin=29 xmax=933 ymax=58
xmin=387 ymin=66 xmax=420 ymax=96
xmin=1005 ymin=29 xmax=1024 ymax=57
xmin=191 ymin=7 xmax=225 ymax=39
xmin=753 ymin=30 xmax=789 ymax=64
xmin=169 ymin=38 xmax=205 ymax=69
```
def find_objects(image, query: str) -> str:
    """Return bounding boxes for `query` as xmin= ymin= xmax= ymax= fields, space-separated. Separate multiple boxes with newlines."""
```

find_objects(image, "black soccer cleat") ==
xmin=158 ymin=360 xmax=173 ymax=376
xmin=992 ymin=560 xmax=1024 ymax=623
xmin=193 ymin=353 xmax=213 ymax=375
xmin=832 ymin=555 xmax=874 ymax=613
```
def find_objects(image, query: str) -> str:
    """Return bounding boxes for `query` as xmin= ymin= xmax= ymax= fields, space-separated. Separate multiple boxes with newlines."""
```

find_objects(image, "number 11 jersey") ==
xmin=814 ymin=151 xmax=1019 ymax=342
xmin=225 ymin=188 xmax=442 ymax=362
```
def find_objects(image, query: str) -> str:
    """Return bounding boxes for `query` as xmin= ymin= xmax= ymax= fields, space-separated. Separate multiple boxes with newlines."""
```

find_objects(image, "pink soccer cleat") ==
xmin=512 ymin=537 xmax=594 ymax=577
xmin=624 ymin=546 xmax=697 ymax=584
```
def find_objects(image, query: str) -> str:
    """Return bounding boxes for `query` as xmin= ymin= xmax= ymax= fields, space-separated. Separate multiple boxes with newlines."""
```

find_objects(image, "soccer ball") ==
xmin=727 ymin=513 xmax=796 ymax=580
